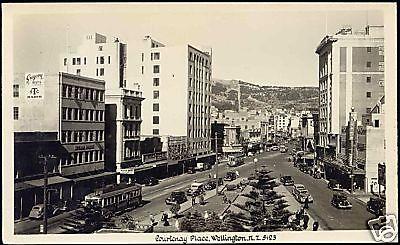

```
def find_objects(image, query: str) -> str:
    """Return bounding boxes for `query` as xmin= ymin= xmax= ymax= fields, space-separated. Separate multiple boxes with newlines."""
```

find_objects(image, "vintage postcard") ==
xmin=2 ymin=2 xmax=398 ymax=243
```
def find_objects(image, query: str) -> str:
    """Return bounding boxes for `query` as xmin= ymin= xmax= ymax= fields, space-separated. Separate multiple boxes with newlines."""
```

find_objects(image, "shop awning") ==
xmin=71 ymin=172 xmax=115 ymax=183
xmin=167 ymin=160 xmax=180 ymax=166
xmin=22 ymin=176 xmax=73 ymax=187
xmin=15 ymin=182 xmax=37 ymax=192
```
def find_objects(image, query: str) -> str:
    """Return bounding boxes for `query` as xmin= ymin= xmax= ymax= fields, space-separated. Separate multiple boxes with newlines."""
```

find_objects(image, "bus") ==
xmin=227 ymin=155 xmax=244 ymax=167
xmin=84 ymin=183 xmax=142 ymax=216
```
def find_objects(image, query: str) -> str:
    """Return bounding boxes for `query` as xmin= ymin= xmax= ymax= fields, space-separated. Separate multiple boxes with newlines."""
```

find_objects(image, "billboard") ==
xmin=25 ymin=73 xmax=45 ymax=99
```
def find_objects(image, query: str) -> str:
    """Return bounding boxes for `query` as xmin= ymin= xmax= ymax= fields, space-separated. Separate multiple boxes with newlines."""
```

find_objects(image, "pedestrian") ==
xmin=303 ymin=214 xmax=309 ymax=230
xmin=312 ymin=221 xmax=319 ymax=231
xmin=208 ymin=173 xmax=212 ymax=179
xmin=191 ymin=195 xmax=196 ymax=206
xmin=150 ymin=214 xmax=155 ymax=225
xmin=304 ymin=195 xmax=310 ymax=209
xmin=235 ymin=170 xmax=239 ymax=177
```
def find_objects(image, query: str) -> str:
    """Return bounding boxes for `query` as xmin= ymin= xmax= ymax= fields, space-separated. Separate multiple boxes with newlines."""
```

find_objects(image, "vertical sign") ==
xmin=25 ymin=73 xmax=45 ymax=99
xmin=378 ymin=163 xmax=385 ymax=186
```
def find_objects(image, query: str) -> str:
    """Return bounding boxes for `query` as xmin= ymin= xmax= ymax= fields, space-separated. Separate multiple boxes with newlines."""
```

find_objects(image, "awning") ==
xmin=167 ymin=160 xmax=180 ymax=166
xmin=153 ymin=160 xmax=169 ymax=167
xmin=15 ymin=182 xmax=37 ymax=192
xmin=71 ymin=172 xmax=115 ymax=183
xmin=22 ymin=176 xmax=73 ymax=187
xmin=196 ymin=153 xmax=216 ymax=160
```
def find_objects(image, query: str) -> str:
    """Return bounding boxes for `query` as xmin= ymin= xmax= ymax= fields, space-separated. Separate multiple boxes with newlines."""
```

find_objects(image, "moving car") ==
xmin=186 ymin=182 xmax=205 ymax=196
xmin=165 ymin=191 xmax=188 ymax=205
xmin=29 ymin=204 xmax=60 ymax=220
xmin=327 ymin=179 xmax=344 ymax=191
xmin=366 ymin=197 xmax=386 ymax=216
xmin=141 ymin=176 xmax=159 ymax=186
xmin=187 ymin=167 xmax=196 ymax=174
xmin=204 ymin=180 xmax=217 ymax=190
xmin=331 ymin=191 xmax=352 ymax=209
xmin=292 ymin=184 xmax=314 ymax=203
xmin=224 ymin=171 xmax=237 ymax=181
xmin=280 ymin=145 xmax=288 ymax=153
xmin=280 ymin=175 xmax=294 ymax=186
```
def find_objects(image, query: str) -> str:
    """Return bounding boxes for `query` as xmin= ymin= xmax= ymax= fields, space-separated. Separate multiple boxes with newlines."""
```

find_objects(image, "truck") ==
xmin=194 ymin=162 xmax=210 ymax=172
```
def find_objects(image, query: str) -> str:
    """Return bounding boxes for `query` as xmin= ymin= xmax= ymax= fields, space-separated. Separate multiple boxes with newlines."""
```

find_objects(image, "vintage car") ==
xmin=224 ymin=171 xmax=237 ymax=181
xmin=165 ymin=191 xmax=188 ymax=205
xmin=327 ymin=179 xmax=344 ymax=191
xmin=292 ymin=184 xmax=314 ymax=203
xmin=331 ymin=191 xmax=353 ymax=209
xmin=29 ymin=204 xmax=60 ymax=220
xmin=204 ymin=180 xmax=217 ymax=190
xmin=366 ymin=197 xmax=386 ymax=216
xmin=141 ymin=176 xmax=159 ymax=186
xmin=280 ymin=175 xmax=295 ymax=186
xmin=186 ymin=182 xmax=205 ymax=196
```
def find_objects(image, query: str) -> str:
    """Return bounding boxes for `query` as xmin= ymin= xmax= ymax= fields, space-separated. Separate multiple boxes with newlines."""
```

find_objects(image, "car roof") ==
xmin=294 ymin=184 xmax=305 ymax=188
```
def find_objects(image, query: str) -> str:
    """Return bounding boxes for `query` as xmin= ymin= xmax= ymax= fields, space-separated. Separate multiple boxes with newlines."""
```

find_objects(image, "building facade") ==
xmin=315 ymin=25 xmax=384 ymax=155
xmin=133 ymin=36 xmax=213 ymax=160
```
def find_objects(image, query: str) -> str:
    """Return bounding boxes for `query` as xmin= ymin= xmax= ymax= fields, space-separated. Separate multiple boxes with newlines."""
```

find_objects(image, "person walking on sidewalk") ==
xmin=191 ymin=195 xmax=196 ymax=206
xmin=303 ymin=214 xmax=309 ymax=230
xmin=304 ymin=195 xmax=310 ymax=209
xmin=312 ymin=221 xmax=319 ymax=231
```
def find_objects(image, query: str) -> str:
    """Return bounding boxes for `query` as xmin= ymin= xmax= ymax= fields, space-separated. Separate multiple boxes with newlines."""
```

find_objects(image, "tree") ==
xmin=170 ymin=203 xmax=181 ymax=218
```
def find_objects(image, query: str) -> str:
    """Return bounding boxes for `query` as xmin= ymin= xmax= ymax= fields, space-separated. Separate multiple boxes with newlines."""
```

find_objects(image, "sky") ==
xmin=9 ymin=3 xmax=385 ymax=87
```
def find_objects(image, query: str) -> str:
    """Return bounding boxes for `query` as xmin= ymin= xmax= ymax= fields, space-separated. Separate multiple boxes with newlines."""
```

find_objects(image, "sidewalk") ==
xmin=275 ymin=184 xmax=316 ymax=231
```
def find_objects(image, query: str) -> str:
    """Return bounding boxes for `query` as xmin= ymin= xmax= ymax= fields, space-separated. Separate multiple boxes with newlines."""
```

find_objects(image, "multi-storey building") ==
xmin=60 ymin=33 xmax=144 ymax=184
xmin=315 ymin=25 xmax=384 ymax=155
xmin=133 ymin=36 xmax=213 ymax=161
xmin=13 ymin=72 xmax=113 ymax=220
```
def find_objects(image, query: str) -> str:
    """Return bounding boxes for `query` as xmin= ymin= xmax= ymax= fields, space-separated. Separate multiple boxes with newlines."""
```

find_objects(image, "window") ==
xmin=379 ymin=62 xmax=384 ymax=71
xmin=96 ymin=68 xmax=99 ymax=76
xmin=153 ymin=116 xmax=159 ymax=124
xmin=72 ymin=58 xmax=76 ymax=65
xmin=153 ymin=91 xmax=159 ymax=99
xmin=366 ymin=107 xmax=371 ymax=113
xmin=153 ymin=78 xmax=159 ymax=86
xmin=99 ymin=68 xmax=104 ymax=76
xmin=367 ymin=47 xmax=372 ymax=53
xmin=77 ymin=58 xmax=81 ymax=65
xmin=141 ymin=53 xmax=144 ymax=62
xmin=366 ymin=61 xmax=371 ymax=68
xmin=141 ymin=66 xmax=144 ymax=74
xmin=379 ymin=46 xmax=384 ymax=55
xmin=76 ymin=69 xmax=81 ymax=76
xmin=366 ymin=92 xmax=371 ymax=98
xmin=84 ymin=57 xmax=86 ymax=65
xmin=152 ymin=52 xmax=160 ymax=60
xmin=100 ymin=56 xmax=104 ymax=64
xmin=108 ymin=56 xmax=111 ymax=64
xmin=379 ymin=80 xmax=384 ymax=87
xmin=153 ymin=103 xmax=159 ymax=111
xmin=13 ymin=84 xmax=19 ymax=97
xmin=153 ymin=65 xmax=160 ymax=73
xmin=13 ymin=107 xmax=19 ymax=120
xmin=153 ymin=129 xmax=159 ymax=135
xmin=63 ymin=58 xmax=67 ymax=66
xmin=366 ymin=76 xmax=371 ymax=83
xmin=98 ymin=46 xmax=103 ymax=51
xmin=189 ymin=65 xmax=193 ymax=74
xmin=374 ymin=120 xmax=380 ymax=128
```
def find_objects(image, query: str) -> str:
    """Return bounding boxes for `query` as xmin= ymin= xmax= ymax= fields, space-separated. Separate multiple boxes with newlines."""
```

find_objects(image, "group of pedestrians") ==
xmin=291 ymin=208 xmax=319 ymax=231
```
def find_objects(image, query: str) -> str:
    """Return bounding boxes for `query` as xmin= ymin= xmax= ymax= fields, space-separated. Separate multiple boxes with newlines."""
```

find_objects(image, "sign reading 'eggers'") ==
xmin=25 ymin=73 xmax=44 ymax=99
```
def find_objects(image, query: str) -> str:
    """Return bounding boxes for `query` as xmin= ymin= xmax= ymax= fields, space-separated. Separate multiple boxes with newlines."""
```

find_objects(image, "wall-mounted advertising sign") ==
xmin=25 ymin=73 xmax=44 ymax=99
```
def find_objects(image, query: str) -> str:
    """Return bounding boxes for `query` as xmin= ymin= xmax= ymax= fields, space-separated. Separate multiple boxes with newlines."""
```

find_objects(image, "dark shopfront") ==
xmin=324 ymin=161 xmax=365 ymax=191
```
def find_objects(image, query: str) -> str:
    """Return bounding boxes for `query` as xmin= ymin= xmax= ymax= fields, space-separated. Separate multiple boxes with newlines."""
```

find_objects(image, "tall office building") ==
xmin=315 ymin=25 xmax=384 ymax=154
xmin=132 ymin=36 xmax=213 ymax=160
xmin=60 ymin=33 xmax=144 ymax=184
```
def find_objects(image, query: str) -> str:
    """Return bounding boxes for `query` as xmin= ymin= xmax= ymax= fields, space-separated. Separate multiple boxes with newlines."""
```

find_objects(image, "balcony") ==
xmin=121 ymin=88 xmax=142 ymax=98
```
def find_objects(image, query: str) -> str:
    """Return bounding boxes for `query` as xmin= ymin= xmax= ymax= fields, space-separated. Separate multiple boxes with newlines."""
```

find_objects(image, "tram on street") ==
xmin=84 ymin=183 xmax=142 ymax=215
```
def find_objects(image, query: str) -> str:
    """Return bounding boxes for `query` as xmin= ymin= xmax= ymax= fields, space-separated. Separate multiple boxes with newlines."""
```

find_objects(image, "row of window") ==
xmin=189 ymin=66 xmax=211 ymax=80
xmin=188 ymin=91 xmax=211 ymax=104
xmin=188 ymin=104 xmax=211 ymax=114
xmin=61 ymin=130 xmax=104 ymax=143
xmin=62 ymin=108 xmax=104 ymax=122
xmin=13 ymin=107 xmax=19 ymax=120
xmin=124 ymin=145 xmax=140 ymax=159
xmin=189 ymin=52 xmax=210 ymax=67
xmin=63 ymin=56 xmax=112 ymax=66
xmin=366 ymin=46 xmax=384 ymax=55
xmin=61 ymin=150 xmax=104 ymax=166
xmin=13 ymin=85 xmax=19 ymax=97
xmin=62 ymin=84 xmax=104 ymax=102
xmin=103 ymin=190 xmax=140 ymax=206
xmin=124 ymin=105 xmax=140 ymax=119
xmin=124 ymin=124 xmax=140 ymax=138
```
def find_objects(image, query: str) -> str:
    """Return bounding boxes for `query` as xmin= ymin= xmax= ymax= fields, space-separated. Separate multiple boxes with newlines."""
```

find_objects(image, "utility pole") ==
xmin=39 ymin=154 xmax=56 ymax=234
xmin=214 ymin=132 xmax=219 ymax=195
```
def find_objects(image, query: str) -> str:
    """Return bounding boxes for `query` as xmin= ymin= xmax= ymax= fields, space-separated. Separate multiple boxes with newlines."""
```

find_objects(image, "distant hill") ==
xmin=211 ymin=79 xmax=319 ymax=112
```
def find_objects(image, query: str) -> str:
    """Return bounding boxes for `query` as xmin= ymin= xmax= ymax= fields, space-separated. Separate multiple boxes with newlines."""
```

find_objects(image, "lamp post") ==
xmin=38 ymin=154 xmax=57 ymax=234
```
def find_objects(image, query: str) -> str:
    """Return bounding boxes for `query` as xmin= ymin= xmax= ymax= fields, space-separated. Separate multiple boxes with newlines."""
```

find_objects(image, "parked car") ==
xmin=187 ymin=182 xmax=205 ymax=196
xmin=247 ymin=152 xmax=254 ymax=157
xmin=240 ymin=178 xmax=250 ymax=186
xmin=141 ymin=176 xmax=159 ymax=186
xmin=224 ymin=171 xmax=237 ymax=181
xmin=280 ymin=175 xmax=294 ymax=186
xmin=327 ymin=179 xmax=344 ymax=191
xmin=187 ymin=167 xmax=196 ymax=174
xmin=165 ymin=191 xmax=188 ymax=205
xmin=292 ymin=184 xmax=314 ymax=203
xmin=366 ymin=197 xmax=386 ymax=216
xmin=29 ymin=204 xmax=60 ymax=220
xmin=225 ymin=184 xmax=238 ymax=191
xmin=271 ymin=146 xmax=279 ymax=151
xmin=280 ymin=145 xmax=288 ymax=153
xmin=204 ymin=180 xmax=217 ymax=190
xmin=331 ymin=191 xmax=352 ymax=209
